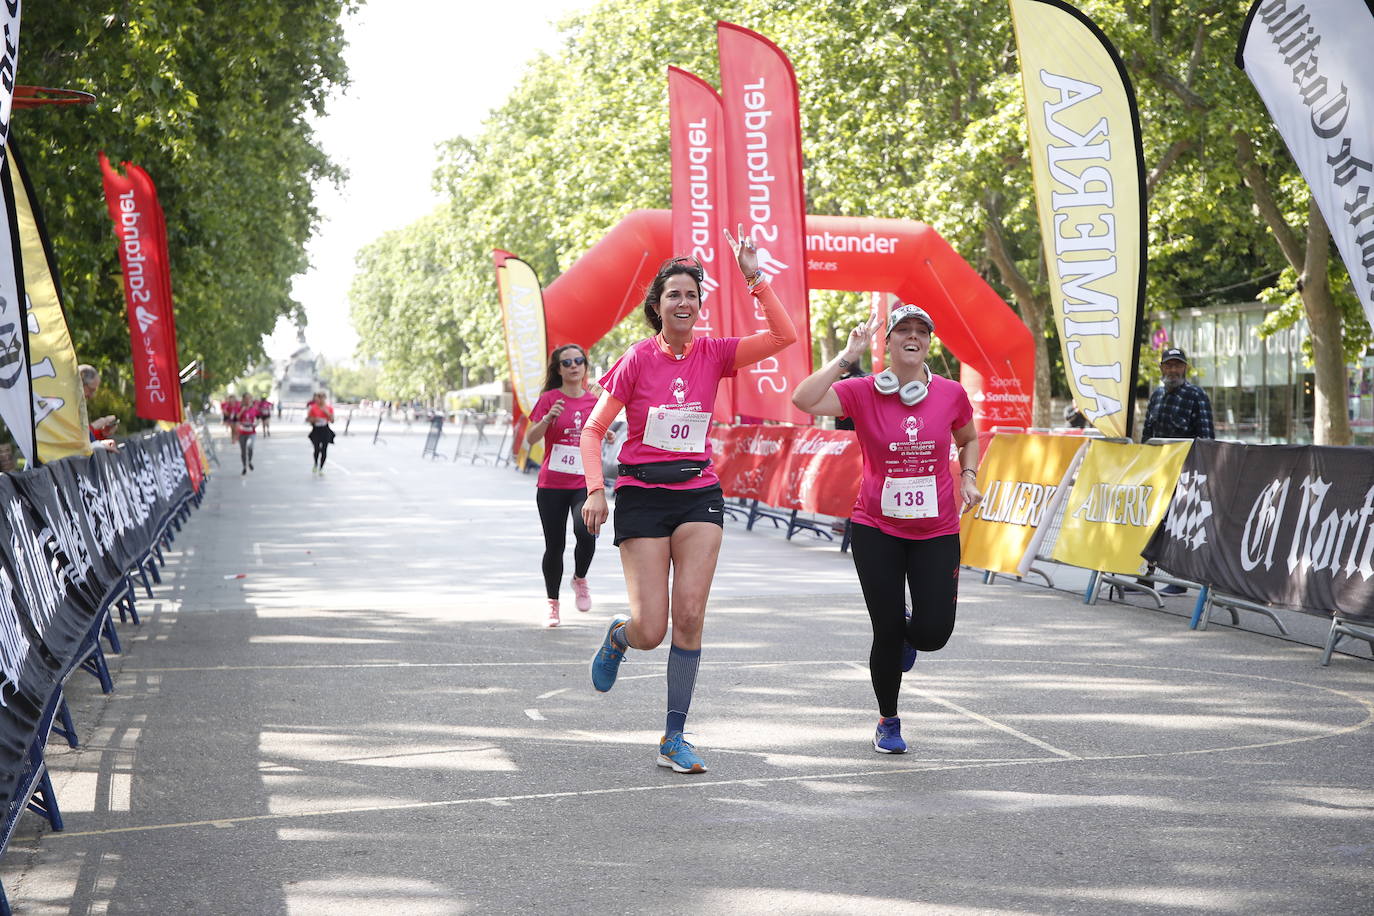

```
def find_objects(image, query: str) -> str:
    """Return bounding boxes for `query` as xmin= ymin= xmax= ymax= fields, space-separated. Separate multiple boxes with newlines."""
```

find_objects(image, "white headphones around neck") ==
xmin=873 ymin=370 xmax=929 ymax=406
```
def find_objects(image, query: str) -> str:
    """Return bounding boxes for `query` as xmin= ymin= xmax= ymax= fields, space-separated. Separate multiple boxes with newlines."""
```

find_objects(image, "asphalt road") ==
xmin=4 ymin=423 xmax=1371 ymax=915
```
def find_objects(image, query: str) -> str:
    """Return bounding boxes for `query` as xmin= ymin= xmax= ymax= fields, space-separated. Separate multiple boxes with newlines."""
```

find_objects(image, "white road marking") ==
xmin=252 ymin=543 xmax=264 ymax=568
xmin=535 ymin=687 xmax=570 ymax=700
xmin=327 ymin=460 xmax=352 ymax=476
xmin=844 ymin=660 xmax=1077 ymax=758
xmin=524 ymin=709 xmax=545 ymax=721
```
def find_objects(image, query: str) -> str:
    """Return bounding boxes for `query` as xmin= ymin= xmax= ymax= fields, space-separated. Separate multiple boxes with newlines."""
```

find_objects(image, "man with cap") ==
xmin=1142 ymin=347 xmax=1212 ymax=594
xmin=1142 ymin=347 xmax=1213 ymax=441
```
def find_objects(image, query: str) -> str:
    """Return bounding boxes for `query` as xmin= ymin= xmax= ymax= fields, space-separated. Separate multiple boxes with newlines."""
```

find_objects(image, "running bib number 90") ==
xmin=548 ymin=443 xmax=584 ymax=475
xmin=643 ymin=408 xmax=710 ymax=452
xmin=881 ymin=475 xmax=938 ymax=519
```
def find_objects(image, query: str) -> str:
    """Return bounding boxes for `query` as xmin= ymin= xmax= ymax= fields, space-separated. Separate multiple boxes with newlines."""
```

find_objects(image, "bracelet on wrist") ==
xmin=960 ymin=468 xmax=978 ymax=478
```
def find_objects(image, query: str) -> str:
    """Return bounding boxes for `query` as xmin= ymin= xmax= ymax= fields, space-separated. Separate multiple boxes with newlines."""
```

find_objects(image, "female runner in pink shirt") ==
xmin=525 ymin=344 xmax=602 ymax=628
xmin=579 ymin=228 xmax=796 ymax=774
xmin=792 ymin=304 xmax=983 ymax=755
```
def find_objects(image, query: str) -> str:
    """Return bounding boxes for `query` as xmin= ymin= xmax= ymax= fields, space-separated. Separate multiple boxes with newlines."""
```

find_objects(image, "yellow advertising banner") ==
xmin=961 ymin=433 xmax=1085 ymax=575
xmin=1052 ymin=439 xmax=1191 ymax=575
xmin=1010 ymin=0 xmax=1145 ymax=439
xmin=8 ymin=142 xmax=91 ymax=461
xmin=494 ymin=253 xmax=547 ymax=468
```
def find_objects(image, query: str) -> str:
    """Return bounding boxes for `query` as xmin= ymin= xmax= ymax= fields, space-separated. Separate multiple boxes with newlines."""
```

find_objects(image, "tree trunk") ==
xmin=1300 ymin=201 xmax=1352 ymax=445
xmin=982 ymin=210 xmax=1051 ymax=427
xmin=1235 ymin=132 xmax=1351 ymax=445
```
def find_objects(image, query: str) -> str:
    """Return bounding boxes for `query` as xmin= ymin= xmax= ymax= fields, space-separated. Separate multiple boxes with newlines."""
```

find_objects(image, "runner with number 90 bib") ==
xmin=579 ymin=227 xmax=798 ymax=775
xmin=526 ymin=344 xmax=604 ymax=629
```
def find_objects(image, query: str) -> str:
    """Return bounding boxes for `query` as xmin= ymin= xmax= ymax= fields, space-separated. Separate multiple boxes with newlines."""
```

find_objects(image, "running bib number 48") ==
xmin=881 ymin=475 xmax=937 ymax=519
xmin=643 ymin=408 xmax=710 ymax=453
xmin=549 ymin=443 xmax=584 ymax=475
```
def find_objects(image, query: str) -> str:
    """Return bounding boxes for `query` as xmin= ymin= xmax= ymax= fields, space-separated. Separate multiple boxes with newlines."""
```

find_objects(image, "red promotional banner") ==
xmin=766 ymin=427 xmax=863 ymax=518
xmin=713 ymin=425 xmax=792 ymax=502
xmin=175 ymin=422 xmax=204 ymax=492
xmin=669 ymin=66 xmax=735 ymax=422
xmin=99 ymin=153 xmax=183 ymax=423
xmin=717 ymin=22 xmax=812 ymax=425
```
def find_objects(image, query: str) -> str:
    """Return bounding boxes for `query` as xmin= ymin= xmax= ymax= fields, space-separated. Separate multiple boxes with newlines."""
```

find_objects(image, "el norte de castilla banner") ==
xmin=1010 ymin=0 xmax=1146 ymax=439
xmin=1238 ymin=0 xmax=1374 ymax=331
xmin=1143 ymin=439 xmax=1374 ymax=619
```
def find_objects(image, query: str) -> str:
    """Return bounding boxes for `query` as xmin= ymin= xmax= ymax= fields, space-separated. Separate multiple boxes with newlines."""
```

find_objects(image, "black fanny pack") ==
xmin=618 ymin=459 xmax=709 ymax=484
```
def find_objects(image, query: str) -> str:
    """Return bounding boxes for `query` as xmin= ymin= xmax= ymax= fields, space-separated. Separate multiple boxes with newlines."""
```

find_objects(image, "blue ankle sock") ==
xmin=610 ymin=621 xmax=629 ymax=650
xmin=665 ymin=645 xmax=701 ymax=737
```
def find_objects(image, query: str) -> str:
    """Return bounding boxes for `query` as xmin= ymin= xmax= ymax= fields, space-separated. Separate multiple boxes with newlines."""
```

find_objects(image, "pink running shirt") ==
xmin=598 ymin=335 xmax=740 ymax=491
xmin=833 ymin=373 xmax=974 ymax=540
xmin=530 ymin=388 xmax=600 ymax=489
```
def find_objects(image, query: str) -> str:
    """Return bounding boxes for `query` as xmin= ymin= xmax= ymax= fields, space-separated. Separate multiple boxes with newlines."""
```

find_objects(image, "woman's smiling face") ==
xmin=657 ymin=274 xmax=701 ymax=334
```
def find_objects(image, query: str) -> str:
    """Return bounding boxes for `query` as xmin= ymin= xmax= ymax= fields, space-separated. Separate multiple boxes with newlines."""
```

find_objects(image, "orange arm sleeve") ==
xmin=578 ymin=393 xmax=624 ymax=493
xmin=732 ymin=281 xmax=798 ymax=369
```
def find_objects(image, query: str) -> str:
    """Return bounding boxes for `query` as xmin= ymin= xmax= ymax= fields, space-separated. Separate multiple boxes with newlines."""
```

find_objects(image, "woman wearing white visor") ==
xmin=792 ymin=304 xmax=982 ymax=754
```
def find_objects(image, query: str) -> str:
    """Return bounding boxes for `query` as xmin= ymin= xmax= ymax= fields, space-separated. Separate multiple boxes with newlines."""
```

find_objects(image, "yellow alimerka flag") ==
xmin=961 ymin=432 xmax=1085 ymax=576
xmin=8 ymin=140 xmax=92 ymax=461
xmin=1052 ymin=440 xmax=1191 ymax=575
xmin=494 ymin=251 xmax=547 ymax=468
xmin=1010 ymin=0 xmax=1145 ymax=439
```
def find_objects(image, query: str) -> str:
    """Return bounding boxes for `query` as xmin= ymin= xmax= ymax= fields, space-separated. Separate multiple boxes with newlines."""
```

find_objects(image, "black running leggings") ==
xmin=536 ymin=487 xmax=595 ymax=599
xmin=849 ymin=525 xmax=961 ymax=718
xmin=312 ymin=439 xmax=329 ymax=467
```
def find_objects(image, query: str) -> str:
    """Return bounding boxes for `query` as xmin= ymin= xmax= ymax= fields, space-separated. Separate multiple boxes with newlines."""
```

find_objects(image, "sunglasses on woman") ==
xmin=560 ymin=355 xmax=586 ymax=367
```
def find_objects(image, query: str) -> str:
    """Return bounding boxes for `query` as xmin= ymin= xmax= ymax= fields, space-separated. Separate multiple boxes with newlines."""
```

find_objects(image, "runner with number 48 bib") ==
xmin=579 ymin=226 xmax=798 ymax=775
xmin=792 ymin=303 xmax=983 ymax=756
xmin=526 ymin=344 xmax=605 ymax=629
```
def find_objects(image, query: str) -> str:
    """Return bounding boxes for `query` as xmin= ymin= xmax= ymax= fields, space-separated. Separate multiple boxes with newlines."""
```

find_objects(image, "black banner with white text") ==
xmin=0 ymin=430 xmax=195 ymax=813
xmin=1142 ymin=439 xmax=1374 ymax=619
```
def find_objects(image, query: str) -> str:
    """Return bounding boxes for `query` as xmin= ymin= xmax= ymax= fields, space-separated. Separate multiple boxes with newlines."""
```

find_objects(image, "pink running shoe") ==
xmin=571 ymin=576 xmax=592 ymax=612
xmin=544 ymin=599 xmax=561 ymax=628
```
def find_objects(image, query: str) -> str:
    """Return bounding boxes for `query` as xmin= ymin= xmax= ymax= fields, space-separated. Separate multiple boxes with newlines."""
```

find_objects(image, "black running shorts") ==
xmin=611 ymin=483 xmax=725 ymax=546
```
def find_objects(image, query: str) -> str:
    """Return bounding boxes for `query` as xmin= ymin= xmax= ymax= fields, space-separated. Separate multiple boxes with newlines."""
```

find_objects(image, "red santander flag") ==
xmin=99 ymin=153 xmax=183 ymax=423
xmin=668 ymin=66 xmax=735 ymax=422
xmin=717 ymin=21 xmax=812 ymax=424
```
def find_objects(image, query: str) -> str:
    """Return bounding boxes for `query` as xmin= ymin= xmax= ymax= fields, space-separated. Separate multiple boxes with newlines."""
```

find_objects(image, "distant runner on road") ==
xmin=526 ymin=344 xmax=602 ymax=628
xmin=579 ymin=226 xmax=797 ymax=775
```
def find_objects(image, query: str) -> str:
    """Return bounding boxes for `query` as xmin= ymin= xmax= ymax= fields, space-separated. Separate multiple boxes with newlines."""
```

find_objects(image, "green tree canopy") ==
xmin=16 ymin=1 xmax=356 ymax=423
xmin=351 ymin=0 xmax=1371 ymax=441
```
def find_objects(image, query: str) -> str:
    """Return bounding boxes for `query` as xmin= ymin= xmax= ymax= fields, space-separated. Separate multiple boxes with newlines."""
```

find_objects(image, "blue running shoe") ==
xmin=657 ymin=732 xmax=707 ymax=773
xmin=590 ymin=614 xmax=629 ymax=692
xmin=874 ymin=716 xmax=907 ymax=754
xmin=902 ymin=604 xmax=917 ymax=673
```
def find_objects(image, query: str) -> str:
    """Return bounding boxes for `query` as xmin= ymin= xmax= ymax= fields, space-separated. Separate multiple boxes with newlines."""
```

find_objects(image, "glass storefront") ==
xmin=1151 ymin=302 xmax=1373 ymax=445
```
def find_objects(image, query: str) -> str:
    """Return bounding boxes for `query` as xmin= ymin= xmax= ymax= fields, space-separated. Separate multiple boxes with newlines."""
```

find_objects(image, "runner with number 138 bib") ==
xmin=792 ymin=302 xmax=984 ymax=756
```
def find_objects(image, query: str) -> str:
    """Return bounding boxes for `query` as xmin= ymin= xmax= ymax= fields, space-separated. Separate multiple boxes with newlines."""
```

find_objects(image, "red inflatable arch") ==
xmin=544 ymin=209 xmax=1033 ymax=431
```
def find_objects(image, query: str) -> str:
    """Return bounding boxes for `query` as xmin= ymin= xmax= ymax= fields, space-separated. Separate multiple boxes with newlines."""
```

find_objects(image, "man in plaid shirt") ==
xmin=1142 ymin=348 xmax=1214 ymax=441
xmin=1141 ymin=347 xmax=1212 ymax=595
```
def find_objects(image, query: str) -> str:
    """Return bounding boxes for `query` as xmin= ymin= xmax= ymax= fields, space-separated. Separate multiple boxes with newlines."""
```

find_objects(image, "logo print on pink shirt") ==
xmin=902 ymin=416 xmax=925 ymax=443
xmin=571 ymin=410 xmax=583 ymax=435
xmin=670 ymin=377 xmax=687 ymax=406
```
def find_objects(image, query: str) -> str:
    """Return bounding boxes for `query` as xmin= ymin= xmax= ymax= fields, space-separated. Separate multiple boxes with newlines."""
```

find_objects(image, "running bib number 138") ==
xmin=881 ymin=475 xmax=937 ymax=519
xmin=643 ymin=408 xmax=710 ymax=452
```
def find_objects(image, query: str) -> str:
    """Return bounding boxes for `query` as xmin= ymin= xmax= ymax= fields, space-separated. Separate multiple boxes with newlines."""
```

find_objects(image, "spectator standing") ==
xmin=1141 ymin=347 xmax=1214 ymax=595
